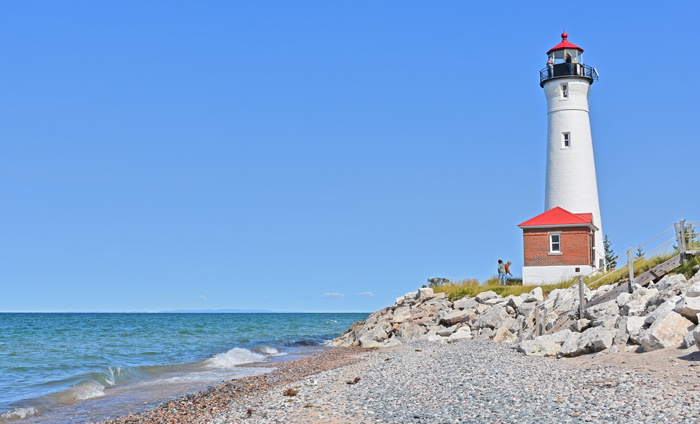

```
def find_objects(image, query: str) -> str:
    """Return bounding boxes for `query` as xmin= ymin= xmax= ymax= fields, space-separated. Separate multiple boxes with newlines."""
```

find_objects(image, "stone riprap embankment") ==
xmin=332 ymin=269 xmax=700 ymax=358
xmin=214 ymin=340 xmax=700 ymax=423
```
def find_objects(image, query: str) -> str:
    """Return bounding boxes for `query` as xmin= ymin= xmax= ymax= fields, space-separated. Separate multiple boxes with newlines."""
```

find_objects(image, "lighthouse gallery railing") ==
xmin=539 ymin=63 xmax=598 ymax=86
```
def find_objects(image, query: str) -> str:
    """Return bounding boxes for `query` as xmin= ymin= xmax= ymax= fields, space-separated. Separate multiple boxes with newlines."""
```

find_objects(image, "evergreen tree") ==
xmin=635 ymin=244 xmax=644 ymax=259
xmin=604 ymin=234 xmax=617 ymax=270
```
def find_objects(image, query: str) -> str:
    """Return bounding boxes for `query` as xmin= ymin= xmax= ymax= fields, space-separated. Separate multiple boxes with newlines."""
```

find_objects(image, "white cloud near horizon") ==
xmin=198 ymin=295 xmax=207 ymax=300
xmin=356 ymin=292 xmax=374 ymax=297
xmin=320 ymin=293 xmax=345 ymax=298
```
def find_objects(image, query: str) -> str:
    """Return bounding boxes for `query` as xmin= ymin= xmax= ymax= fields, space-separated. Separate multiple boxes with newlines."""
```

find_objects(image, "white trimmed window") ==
xmin=549 ymin=232 xmax=561 ymax=254
xmin=562 ymin=132 xmax=571 ymax=148
xmin=561 ymin=83 xmax=569 ymax=98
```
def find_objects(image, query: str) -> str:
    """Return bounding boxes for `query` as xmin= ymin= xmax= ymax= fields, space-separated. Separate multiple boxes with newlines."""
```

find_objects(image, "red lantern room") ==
xmin=540 ymin=32 xmax=598 ymax=87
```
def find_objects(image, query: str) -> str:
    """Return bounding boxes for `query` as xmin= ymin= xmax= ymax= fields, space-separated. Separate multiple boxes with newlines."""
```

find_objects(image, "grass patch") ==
xmin=432 ymin=251 xmax=693 ymax=302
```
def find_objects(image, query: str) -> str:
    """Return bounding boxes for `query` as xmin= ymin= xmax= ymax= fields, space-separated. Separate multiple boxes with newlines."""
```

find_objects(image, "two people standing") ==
xmin=497 ymin=259 xmax=512 ymax=286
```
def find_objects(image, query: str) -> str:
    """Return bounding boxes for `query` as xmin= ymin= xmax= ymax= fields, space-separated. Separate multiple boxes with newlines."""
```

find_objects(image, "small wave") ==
xmin=326 ymin=320 xmax=338 ymax=324
xmin=204 ymin=348 xmax=264 ymax=369
xmin=0 ymin=406 xmax=39 ymax=421
xmin=49 ymin=380 xmax=106 ymax=404
xmin=253 ymin=346 xmax=279 ymax=355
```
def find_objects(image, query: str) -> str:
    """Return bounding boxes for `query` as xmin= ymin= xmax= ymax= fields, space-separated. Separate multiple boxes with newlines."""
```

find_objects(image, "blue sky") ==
xmin=1 ymin=1 xmax=698 ymax=312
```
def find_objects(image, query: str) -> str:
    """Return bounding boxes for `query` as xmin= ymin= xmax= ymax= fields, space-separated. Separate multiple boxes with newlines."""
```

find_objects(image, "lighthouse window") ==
xmin=549 ymin=232 xmax=561 ymax=254
xmin=562 ymin=132 xmax=571 ymax=148
xmin=561 ymin=83 xmax=569 ymax=98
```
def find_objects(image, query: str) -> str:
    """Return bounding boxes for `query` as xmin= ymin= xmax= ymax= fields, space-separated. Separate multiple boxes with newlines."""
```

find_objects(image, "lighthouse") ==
xmin=519 ymin=33 xmax=604 ymax=286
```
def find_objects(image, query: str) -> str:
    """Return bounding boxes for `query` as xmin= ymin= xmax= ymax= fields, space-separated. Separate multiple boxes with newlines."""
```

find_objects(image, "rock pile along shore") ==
xmin=332 ymin=269 xmax=700 ymax=358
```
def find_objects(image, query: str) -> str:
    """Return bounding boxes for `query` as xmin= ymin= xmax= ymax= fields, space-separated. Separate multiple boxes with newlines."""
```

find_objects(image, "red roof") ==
xmin=518 ymin=207 xmax=597 ymax=230
xmin=547 ymin=32 xmax=584 ymax=55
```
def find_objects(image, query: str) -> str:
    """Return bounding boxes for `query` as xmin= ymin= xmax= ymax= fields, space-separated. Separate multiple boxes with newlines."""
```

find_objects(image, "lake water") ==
xmin=0 ymin=312 xmax=368 ymax=423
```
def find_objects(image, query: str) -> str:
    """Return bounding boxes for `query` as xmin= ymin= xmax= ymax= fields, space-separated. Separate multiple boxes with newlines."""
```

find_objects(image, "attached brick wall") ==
xmin=523 ymin=226 xmax=593 ymax=267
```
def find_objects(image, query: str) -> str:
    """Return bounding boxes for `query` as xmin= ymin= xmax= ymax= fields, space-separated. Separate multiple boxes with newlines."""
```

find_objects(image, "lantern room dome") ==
xmin=547 ymin=32 xmax=584 ymax=55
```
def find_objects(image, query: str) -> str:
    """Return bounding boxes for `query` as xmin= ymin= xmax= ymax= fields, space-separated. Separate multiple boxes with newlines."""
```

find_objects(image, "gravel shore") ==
xmin=94 ymin=346 xmax=367 ymax=424
xmin=96 ymin=340 xmax=700 ymax=424
xmin=213 ymin=340 xmax=700 ymax=424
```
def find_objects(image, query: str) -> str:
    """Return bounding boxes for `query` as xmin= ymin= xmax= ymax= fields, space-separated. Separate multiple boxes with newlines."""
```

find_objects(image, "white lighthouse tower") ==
xmin=518 ymin=33 xmax=604 ymax=285
xmin=542 ymin=32 xmax=604 ymax=267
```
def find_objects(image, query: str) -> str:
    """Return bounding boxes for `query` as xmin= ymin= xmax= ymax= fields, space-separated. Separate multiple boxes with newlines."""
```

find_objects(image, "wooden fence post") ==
xmin=578 ymin=275 xmax=585 ymax=319
xmin=627 ymin=248 xmax=634 ymax=293
xmin=680 ymin=219 xmax=687 ymax=260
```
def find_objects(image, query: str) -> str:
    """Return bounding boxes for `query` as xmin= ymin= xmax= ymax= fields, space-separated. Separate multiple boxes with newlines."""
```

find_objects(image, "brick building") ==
xmin=518 ymin=207 xmax=599 ymax=286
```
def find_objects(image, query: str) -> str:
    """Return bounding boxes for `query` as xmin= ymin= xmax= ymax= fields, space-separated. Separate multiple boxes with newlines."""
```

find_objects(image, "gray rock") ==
xmin=674 ymin=295 xmax=700 ymax=323
xmin=570 ymin=318 xmax=591 ymax=333
xmin=591 ymin=315 xmax=617 ymax=328
xmin=437 ymin=325 xmax=459 ymax=337
xmin=695 ymin=329 xmax=700 ymax=351
xmin=516 ymin=302 xmax=537 ymax=317
xmin=440 ymin=310 xmax=469 ymax=326
xmin=416 ymin=287 xmax=434 ymax=300
xmin=475 ymin=291 xmax=498 ymax=303
xmin=621 ymin=287 xmax=657 ymax=316
xmin=584 ymin=301 xmax=620 ymax=321
xmin=473 ymin=306 xmax=508 ymax=330
xmin=624 ymin=316 xmax=647 ymax=344
xmin=518 ymin=340 xmax=561 ymax=357
xmin=453 ymin=297 xmax=478 ymax=310
xmin=680 ymin=327 xmax=697 ymax=349
xmin=645 ymin=296 xmax=681 ymax=325
xmin=447 ymin=326 xmax=472 ymax=342
xmin=507 ymin=295 xmax=524 ymax=309
xmin=364 ymin=326 xmax=388 ymax=342
xmin=474 ymin=328 xmax=495 ymax=340
xmin=379 ymin=338 xmax=402 ymax=347
xmin=558 ymin=327 xmax=617 ymax=357
xmin=616 ymin=292 xmax=632 ymax=307
xmin=640 ymin=311 xmax=694 ymax=351
xmin=359 ymin=338 xmax=380 ymax=348
xmin=536 ymin=329 xmax=571 ymax=345
xmin=656 ymin=274 xmax=687 ymax=291
xmin=687 ymin=281 xmax=700 ymax=298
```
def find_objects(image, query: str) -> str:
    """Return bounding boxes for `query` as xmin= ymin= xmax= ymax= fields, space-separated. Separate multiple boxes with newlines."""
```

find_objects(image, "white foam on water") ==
xmin=50 ymin=380 xmax=106 ymax=404
xmin=256 ymin=346 xmax=279 ymax=354
xmin=204 ymin=348 xmax=265 ymax=369
xmin=0 ymin=406 xmax=39 ymax=421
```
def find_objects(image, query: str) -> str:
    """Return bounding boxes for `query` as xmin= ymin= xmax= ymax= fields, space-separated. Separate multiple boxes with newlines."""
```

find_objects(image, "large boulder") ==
xmin=656 ymin=274 xmax=687 ymax=291
xmin=674 ymin=295 xmax=700 ymax=324
xmin=687 ymin=282 xmax=700 ymax=298
xmin=363 ymin=326 xmax=388 ymax=342
xmin=536 ymin=329 xmax=572 ymax=345
xmin=473 ymin=306 xmax=508 ymax=330
xmin=584 ymin=301 xmax=620 ymax=321
xmin=624 ymin=316 xmax=647 ymax=344
xmin=645 ymin=296 xmax=681 ymax=325
xmin=416 ymin=287 xmax=434 ymax=300
xmin=447 ymin=326 xmax=472 ymax=343
xmin=492 ymin=318 xmax=517 ymax=343
xmin=440 ymin=310 xmax=469 ymax=326
xmin=680 ymin=328 xmax=698 ymax=349
xmin=620 ymin=287 xmax=658 ymax=316
xmin=558 ymin=327 xmax=617 ymax=357
xmin=359 ymin=338 xmax=380 ymax=348
xmin=453 ymin=297 xmax=478 ymax=310
xmin=508 ymin=295 xmax=524 ymax=309
xmin=520 ymin=287 xmax=544 ymax=303
xmin=518 ymin=340 xmax=561 ymax=357
xmin=640 ymin=311 xmax=694 ymax=352
xmin=516 ymin=301 xmax=537 ymax=317
xmin=475 ymin=291 xmax=499 ymax=303
xmin=694 ymin=329 xmax=700 ymax=351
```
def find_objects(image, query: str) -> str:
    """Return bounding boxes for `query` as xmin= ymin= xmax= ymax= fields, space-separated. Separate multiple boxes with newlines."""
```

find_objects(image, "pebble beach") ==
xmin=95 ymin=339 xmax=700 ymax=424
